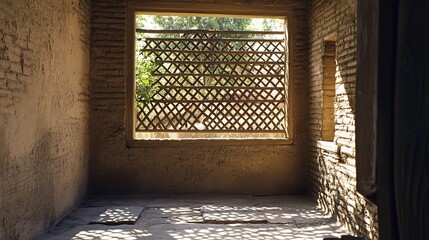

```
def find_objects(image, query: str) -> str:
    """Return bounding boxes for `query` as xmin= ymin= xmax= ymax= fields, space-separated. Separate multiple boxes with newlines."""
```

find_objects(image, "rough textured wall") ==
xmin=0 ymin=0 xmax=90 ymax=239
xmin=90 ymin=0 xmax=309 ymax=194
xmin=307 ymin=0 xmax=378 ymax=238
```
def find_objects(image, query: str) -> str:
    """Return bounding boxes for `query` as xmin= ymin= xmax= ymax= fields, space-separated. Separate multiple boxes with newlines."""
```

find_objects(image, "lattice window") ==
xmin=134 ymin=28 xmax=288 ymax=139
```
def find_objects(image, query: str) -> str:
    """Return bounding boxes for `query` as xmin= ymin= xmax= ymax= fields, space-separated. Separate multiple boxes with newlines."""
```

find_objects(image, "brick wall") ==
xmin=307 ymin=0 xmax=378 ymax=238
xmin=0 ymin=0 xmax=90 ymax=239
xmin=89 ymin=0 xmax=310 ymax=194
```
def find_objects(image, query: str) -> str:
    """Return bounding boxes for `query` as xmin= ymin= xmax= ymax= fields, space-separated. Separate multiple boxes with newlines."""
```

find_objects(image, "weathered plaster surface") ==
xmin=0 ymin=0 xmax=90 ymax=239
xmin=89 ymin=0 xmax=309 ymax=194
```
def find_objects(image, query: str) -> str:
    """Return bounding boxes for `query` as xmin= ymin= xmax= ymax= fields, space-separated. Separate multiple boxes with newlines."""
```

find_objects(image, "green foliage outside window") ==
xmin=135 ymin=52 xmax=157 ymax=105
xmin=153 ymin=16 xmax=251 ymax=32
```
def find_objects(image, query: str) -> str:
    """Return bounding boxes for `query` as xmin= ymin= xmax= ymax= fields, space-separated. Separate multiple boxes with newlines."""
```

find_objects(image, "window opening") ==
xmin=321 ymin=40 xmax=336 ymax=141
xmin=134 ymin=15 xmax=288 ymax=139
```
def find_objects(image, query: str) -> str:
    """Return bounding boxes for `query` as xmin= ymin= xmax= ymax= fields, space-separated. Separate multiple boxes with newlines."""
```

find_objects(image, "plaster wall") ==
xmin=0 ymin=0 xmax=91 ymax=239
xmin=307 ymin=0 xmax=378 ymax=238
xmin=89 ymin=0 xmax=310 ymax=194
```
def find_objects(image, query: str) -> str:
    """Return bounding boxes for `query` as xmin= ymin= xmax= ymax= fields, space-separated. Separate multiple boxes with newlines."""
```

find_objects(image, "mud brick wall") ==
xmin=0 ymin=0 xmax=91 ymax=239
xmin=307 ymin=0 xmax=378 ymax=239
xmin=89 ymin=0 xmax=310 ymax=194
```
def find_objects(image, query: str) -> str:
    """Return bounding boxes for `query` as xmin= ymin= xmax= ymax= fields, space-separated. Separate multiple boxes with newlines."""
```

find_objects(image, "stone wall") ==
xmin=0 ymin=0 xmax=90 ymax=239
xmin=89 ymin=0 xmax=310 ymax=194
xmin=307 ymin=0 xmax=378 ymax=238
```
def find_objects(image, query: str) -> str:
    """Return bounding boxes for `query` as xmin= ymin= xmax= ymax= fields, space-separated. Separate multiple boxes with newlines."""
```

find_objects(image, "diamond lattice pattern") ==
xmin=136 ymin=30 xmax=287 ymax=133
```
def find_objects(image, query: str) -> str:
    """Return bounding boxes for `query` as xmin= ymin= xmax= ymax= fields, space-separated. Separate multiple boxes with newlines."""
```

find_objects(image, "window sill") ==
xmin=317 ymin=140 xmax=339 ymax=153
xmin=126 ymin=138 xmax=293 ymax=148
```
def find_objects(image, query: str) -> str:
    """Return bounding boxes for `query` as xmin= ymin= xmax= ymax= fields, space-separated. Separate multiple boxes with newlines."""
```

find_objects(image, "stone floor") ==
xmin=40 ymin=195 xmax=350 ymax=240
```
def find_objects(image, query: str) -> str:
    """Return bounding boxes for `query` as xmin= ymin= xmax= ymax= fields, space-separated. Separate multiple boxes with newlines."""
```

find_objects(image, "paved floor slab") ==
xmin=202 ymin=205 xmax=267 ymax=224
xmin=40 ymin=195 xmax=350 ymax=240
xmin=89 ymin=206 xmax=144 ymax=225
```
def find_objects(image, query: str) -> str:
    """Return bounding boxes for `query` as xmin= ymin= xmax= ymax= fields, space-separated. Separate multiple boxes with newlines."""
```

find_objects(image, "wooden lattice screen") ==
xmin=135 ymin=29 xmax=287 ymax=134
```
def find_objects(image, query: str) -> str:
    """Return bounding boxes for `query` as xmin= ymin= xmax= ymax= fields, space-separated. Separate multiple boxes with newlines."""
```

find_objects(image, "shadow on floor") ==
xmin=40 ymin=195 xmax=350 ymax=240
